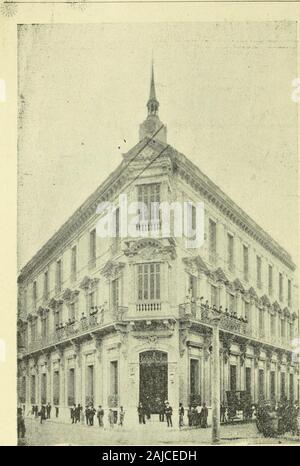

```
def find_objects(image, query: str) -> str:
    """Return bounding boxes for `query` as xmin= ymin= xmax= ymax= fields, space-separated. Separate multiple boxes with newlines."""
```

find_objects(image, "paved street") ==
xmin=20 ymin=417 xmax=300 ymax=446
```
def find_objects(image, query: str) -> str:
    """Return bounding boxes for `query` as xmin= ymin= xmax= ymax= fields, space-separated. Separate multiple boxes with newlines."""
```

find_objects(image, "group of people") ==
xmin=70 ymin=403 xmax=125 ymax=428
xmin=186 ymin=403 xmax=208 ymax=428
xmin=138 ymin=401 xmax=174 ymax=427
xmin=256 ymin=400 xmax=299 ymax=437
xmin=28 ymin=402 xmax=52 ymax=424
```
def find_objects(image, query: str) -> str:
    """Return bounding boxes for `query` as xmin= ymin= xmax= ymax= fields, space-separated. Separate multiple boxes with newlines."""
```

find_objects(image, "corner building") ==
xmin=17 ymin=66 xmax=299 ymax=426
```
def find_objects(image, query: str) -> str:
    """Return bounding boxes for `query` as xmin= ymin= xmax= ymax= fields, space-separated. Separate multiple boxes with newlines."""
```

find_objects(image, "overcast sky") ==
xmin=18 ymin=22 xmax=298 ymax=270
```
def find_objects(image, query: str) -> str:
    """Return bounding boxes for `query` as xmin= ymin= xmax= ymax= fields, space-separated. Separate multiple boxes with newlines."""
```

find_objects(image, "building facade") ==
xmin=17 ymin=67 xmax=299 ymax=426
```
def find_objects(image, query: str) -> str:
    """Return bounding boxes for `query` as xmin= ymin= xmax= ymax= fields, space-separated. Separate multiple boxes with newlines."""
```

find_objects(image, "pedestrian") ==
xmin=200 ymin=403 xmax=208 ymax=428
xmin=138 ymin=402 xmax=146 ymax=424
xmin=75 ymin=404 xmax=82 ymax=423
xmin=97 ymin=405 xmax=104 ymax=427
xmin=220 ymin=402 xmax=227 ymax=423
xmin=85 ymin=405 xmax=90 ymax=425
xmin=17 ymin=407 xmax=26 ymax=439
xmin=187 ymin=405 xmax=193 ymax=427
xmin=119 ymin=406 xmax=125 ymax=427
xmin=55 ymin=406 xmax=59 ymax=418
xmin=89 ymin=405 xmax=96 ymax=426
xmin=108 ymin=409 xmax=115 ymax=428
xmin=34 ymin=405 xmax=39 ymax=419
xmin=165 ymin=402 xmax=173 ymax=427
xmin=71 ymin=404 xmax=76 ymax=424
xmin=39 ymin=405 xmax=46 ymax=424
xmin=195 ymin=403 xmax=202 ymax=427
xmin=46 ymin=402 xmax=52 ymax=419
xmin=179 ymin=403 xmax=184 ymax=428
xmin=159 ymin=399 xmax=165 ymax=422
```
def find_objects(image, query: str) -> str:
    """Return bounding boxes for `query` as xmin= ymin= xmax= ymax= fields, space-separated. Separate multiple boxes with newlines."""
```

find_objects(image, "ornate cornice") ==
xmin=62 ymin=288 xmax=80 ymax=302
xmin=79 ymin=276 xmax=99 ymax=290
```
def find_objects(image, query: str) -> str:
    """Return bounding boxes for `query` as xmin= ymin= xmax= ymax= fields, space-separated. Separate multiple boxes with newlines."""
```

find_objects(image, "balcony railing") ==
xmin=27 ymin=311 xmax=109 ymax=353
xmin=136 ymin=301 xmax=162 ymax=312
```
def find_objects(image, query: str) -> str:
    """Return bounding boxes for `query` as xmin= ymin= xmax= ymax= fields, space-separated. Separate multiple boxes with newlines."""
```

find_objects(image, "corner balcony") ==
xmin=26 ymin=307 xmax=120 ymax=354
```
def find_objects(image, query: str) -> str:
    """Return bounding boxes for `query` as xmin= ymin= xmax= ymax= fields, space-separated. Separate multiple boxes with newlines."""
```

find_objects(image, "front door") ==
xmin=139 ymin=350 xmax=168 ymax=414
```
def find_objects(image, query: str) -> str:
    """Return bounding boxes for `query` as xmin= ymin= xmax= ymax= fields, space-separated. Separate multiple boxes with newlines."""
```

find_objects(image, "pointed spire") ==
xmin=149 ymin=61 xmax=157 ymax=101
xmin=147 ymin=60 xmax=159 ymax=116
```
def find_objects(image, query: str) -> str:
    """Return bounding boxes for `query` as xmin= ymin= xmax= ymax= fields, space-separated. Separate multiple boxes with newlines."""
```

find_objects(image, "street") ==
xmin=20 ymin=417 xmax=300 ymax=446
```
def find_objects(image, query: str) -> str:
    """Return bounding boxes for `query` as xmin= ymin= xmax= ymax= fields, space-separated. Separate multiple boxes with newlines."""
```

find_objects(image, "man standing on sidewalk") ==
xmin=165 ymin=402 xmax=173 ymax=427
xmin=97 ymin=405 xmax=104 ymax=427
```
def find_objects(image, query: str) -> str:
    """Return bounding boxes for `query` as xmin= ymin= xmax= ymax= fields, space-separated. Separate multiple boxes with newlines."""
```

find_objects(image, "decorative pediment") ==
xmin=79 ymin=275 xmax=99 ymax=290
xmin=283 ymin=307 xmax=290 ymax=318
xmin=124 ymin=238 xmax=176 ymax=261
xmin=291 ymin=311 xmax=298 ymax=321
xmin=233 ymin=278 xmax=245 ymax=293
xmin=260 ymin=294 xmax=271 ymax=307
xmin=213 ymin=267 xmax=229 ymax=284
xmin=48 ymin=297 xmax=63 ymax=310
xmin=248 ymin=287 xmax=258 ymax=300
xmin=27 ymin=312 xmax=38 ymax=322
xmin=182 ymin=255 xmax=209 ymax=274
xmin=101 ymin=260 xmax=125 ymax=279
xmin=62 ymin=288 xmax=80 ymax=302
xmin=273 ymin=301 xmax=281 ymax=314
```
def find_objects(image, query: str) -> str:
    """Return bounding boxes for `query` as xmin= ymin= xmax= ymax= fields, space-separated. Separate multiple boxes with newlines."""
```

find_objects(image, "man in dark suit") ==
xmin=165 ymin=402 xmax=173 ymax=427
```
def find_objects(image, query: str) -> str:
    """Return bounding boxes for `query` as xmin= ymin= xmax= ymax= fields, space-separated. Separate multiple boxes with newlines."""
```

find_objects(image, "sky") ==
xmin=17 ymin=22 xmax=298 ymax=270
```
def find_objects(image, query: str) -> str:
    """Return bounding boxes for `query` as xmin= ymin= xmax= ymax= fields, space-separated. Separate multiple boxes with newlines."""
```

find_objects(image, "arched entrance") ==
xmin=139 ymin=350 xmax=168 ymax=414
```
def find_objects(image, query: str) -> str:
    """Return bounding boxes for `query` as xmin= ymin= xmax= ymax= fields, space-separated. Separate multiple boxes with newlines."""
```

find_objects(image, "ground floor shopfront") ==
xmin=18 ymin=320 xmax=299 ymax=427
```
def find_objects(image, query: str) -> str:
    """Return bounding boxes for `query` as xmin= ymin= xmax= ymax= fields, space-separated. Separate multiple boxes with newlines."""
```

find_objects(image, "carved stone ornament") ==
xmin=79 ymin=276 xmax=99 ymax=291
xmin=101 ymin=260 xmax=125 ymax=279
xmin=124 ymin=238 xmax=176 ymax=261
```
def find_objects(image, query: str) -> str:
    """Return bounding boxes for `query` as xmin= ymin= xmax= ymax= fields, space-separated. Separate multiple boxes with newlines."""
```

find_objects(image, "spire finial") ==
xmin=147 ymin=59 xmax=159 ymax=115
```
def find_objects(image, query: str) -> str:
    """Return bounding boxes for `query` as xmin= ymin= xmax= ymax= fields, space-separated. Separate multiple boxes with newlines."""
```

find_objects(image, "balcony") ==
xmin=26 ymin=309 xmax=113 ymax=354
xmin=136 ymin=300 xmax=162 ymax=312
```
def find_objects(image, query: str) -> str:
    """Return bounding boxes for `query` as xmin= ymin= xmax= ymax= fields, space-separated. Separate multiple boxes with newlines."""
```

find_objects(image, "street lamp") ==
xmin=211 ymin=311 xmax=221 ymax=444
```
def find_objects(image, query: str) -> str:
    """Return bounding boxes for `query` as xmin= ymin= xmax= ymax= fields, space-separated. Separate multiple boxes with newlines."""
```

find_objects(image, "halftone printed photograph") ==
xmin=14 ymin=20 xmax=299 ymax=446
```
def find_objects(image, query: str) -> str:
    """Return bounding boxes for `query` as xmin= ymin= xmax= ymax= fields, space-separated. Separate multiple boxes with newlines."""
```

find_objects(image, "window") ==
xmin=289 ymin=322 xmax=293 ymax=341
xmin=259 ymin=369 xmax=264 ymax=398
xmin=271 ymin=313 xmax=276 ymax=336
xmin=88 ymin=291 xmax=96 ymax=314
xmin=245 ymin=301 xmax=250 ymax=323
xmin=53 ymin=371 xmax=60 ymax=405
xmin=280 ymin=372 xmax=285 ymax=400
xmin=41 ymin=315 xmax=49 ymax=339
xmin=209 ymin=219 xmax=217 ymax=263
xmin=288 ymin=279 xmax=292 ymax=307
xmin=43 ymin=271 xmax=49 ymax=300
xmin=30 ymin=375 xmax=36 ymax=404
xmin=89 ymin=229 xmax=96 ymax=266
xmin=230 ymin=365 xmax=237 ymax=391
xmin=86 ymin=365 xmax=94 ymax=405
xmin=33 ymin=281 xmax=37 ymax=310
xmin=243 ymin=245 xmax=249 ymax=281
xmin=56 ymin=259 xmax=62 ymax=292
xmin=137 ymin=183 xmax=160 ymax=224
xmin=110 ymin=361 xmax=118 ymax=396
xmin=69 ymin=302 xmax=76 ymax=321
xmin=268 ymin=265 xmax=273 ymax=296
xmin=112 ymin=278 xmax=119 ymax=311
xmin=188 ymin=274 xmax=197 ymax=301
xmin=256 ymin=256 xmax=262 ymax=289
xmin=20 ymin=376 xmax=26 ymax=404
xmin=41 ymin=373 xmax=47 ymax=405
xmin=115 ymin=207 xmax=120 ymax=238
xmin=289 ymin=373 xmax=294 ymax=401
xmin=68 ymin=368 xmax=75 ymax=406
xmin=137 ymin=263 xmax=160 ymax=301
xmin=270 ymin=371 xmax=276 ymax=400
xmin=211 ymin=285 xmax=218 ymax=307
xmin=259 ymin=309 xmax=264 ymax=333
xmin=227 ymin=233 xmax=234 ymax=271
xmin=31 ymin=320 xmax=37 ymax=341
xmin=54 ymin=304 xmax=63 ymax=330
xmin=187 ymin=203 xmax=197 ymax=240
xmin=281 ymin=318 xmax=286 ymax=339
xmin=279 ymin=273 xmax=283 ymax=302
xmin=71 ymin=246 xmax=77 ymax=281
xmin=23 ymin=288 xmax=27 ymax=313
xmin=245 ymin=367 xmax=251 ymax=394
xmin=190 ymin=359 xmax=200 ymax=398
xmin=228 ymin=293 xmax=235 ymax=313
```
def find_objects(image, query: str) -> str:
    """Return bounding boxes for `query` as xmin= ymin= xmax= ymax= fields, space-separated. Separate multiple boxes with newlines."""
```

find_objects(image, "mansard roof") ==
xmin=18 ymin=136 xmax=296 ymax=282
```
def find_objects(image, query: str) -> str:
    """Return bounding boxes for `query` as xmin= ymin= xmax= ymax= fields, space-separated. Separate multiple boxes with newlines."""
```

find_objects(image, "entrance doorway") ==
xmin=139 ymin=350 xmax=168 ymax=414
